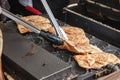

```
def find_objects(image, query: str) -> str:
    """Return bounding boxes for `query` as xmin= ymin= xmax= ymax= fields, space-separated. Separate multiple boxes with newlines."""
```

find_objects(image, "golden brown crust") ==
xmin=53 ymin=39 xmax=87 ymax=55
xmin=48 ymin=26 xmax=89 ymax=46
xmin=73 ymin=53 xmax=120 ymax=69
xmin=62 ymin=26 xmax=89 ymax=46
xmin=21 ymin=15 xmax=50 ymax=24
xmin=17 ymin=15 xmax=52 ymax=33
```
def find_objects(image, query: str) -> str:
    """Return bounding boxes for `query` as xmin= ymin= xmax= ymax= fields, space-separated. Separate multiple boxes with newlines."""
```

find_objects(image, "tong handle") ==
xmin=0 ymin=7 xmax=40 ymax=34
xmin=40 ymin=30 xmax=63 ymax=45
xmin=0 ymin=6 xmax=63 ymax=45
xmin=41 ymin=0 xmax=68 ymax=40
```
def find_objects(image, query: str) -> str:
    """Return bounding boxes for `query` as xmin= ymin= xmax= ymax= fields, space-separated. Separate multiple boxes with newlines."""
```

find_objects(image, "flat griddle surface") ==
xmin=2 ymin=21 xmax=71 ymax=80
xmin=2 ymin=18 xmax=120 ymax=80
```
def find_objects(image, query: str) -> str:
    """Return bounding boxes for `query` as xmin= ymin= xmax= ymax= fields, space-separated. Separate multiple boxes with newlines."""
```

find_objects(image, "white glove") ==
xmin=19 ymin=0 xmax=33 ymax=7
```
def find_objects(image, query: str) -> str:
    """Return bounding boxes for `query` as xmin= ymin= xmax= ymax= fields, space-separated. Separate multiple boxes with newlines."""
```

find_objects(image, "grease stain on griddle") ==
xmin=41 ymin=63 xmax=46 ymax=67
xmin=22 ymin=43 xmax=36 ymax=58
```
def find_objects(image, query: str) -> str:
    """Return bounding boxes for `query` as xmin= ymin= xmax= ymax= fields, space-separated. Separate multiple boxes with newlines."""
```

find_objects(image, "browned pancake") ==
xmin=61 ymin=26 xmax=90 ymax=46
xmin=48 ymin=26 xmax=102 ymax=54
xmin=73 ymin=53 xmax=120 ymax=69
xmin=48 ymin=26 xmax=89 ymax=46
xmin=21 ymin=15 xmax=50 ymax=23
xmin=17 ymin=15 xmax=52 ymax=33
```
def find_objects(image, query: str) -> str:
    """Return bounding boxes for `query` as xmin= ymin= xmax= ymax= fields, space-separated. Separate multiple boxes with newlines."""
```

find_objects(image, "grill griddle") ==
xmin=2 ymin=21 xmax=72 ymax=80
xmin=22 ymin=19 xmax=120 ymax=80
xmin=2 ymin=16 xmax=120 ymax=80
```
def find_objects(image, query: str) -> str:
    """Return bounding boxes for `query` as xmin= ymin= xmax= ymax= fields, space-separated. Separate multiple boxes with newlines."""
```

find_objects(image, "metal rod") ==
xmin=1 ymin=8 xmax=40 ymax=34
xmin=41 ymin=0 xmax=68 ymax=39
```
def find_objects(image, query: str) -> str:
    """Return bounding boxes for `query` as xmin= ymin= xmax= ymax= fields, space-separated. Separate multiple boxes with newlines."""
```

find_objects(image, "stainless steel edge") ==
xmin=1 ymin=8 xmax=40 ymax=34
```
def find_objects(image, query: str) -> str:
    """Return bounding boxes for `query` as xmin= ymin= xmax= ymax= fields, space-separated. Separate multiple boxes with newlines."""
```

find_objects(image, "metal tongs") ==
xmin=0 ymin=6 xmax=63 ymax=45
xmin=41 ymin=0 xmax=68 ymax=40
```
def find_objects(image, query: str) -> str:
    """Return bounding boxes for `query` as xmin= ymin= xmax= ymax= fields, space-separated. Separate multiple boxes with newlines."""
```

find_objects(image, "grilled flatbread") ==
xmin=0 ymin=29 xmax=4 ymax=80
xmin=48 ymin=26 xmax=90 ymax=46
xmin=74 ymin=53 xmax=120 ymax=69
xmin=48 ymin=26 xmax=102 ymax=54
xmin=17 ymin=15 xmax=52 ymax=33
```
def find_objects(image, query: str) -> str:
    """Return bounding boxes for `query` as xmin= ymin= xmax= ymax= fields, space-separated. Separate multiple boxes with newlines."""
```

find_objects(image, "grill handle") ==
xmin=40 ymin=30 xmax=63 ymax=45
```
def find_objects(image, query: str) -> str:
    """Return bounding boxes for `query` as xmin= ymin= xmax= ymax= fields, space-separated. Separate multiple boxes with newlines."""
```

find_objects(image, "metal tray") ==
xmin=64 ymin=5 xmax=120 ymax=47
xmin=89 ymin=0 xmax=120 ymax=10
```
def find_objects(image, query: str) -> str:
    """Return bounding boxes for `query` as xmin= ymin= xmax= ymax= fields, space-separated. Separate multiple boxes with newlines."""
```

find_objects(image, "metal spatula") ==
xmin=41 ymin=0 xmax=68 ymax=40
xmin=0 ymin=7 xmax=63 ymax=45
